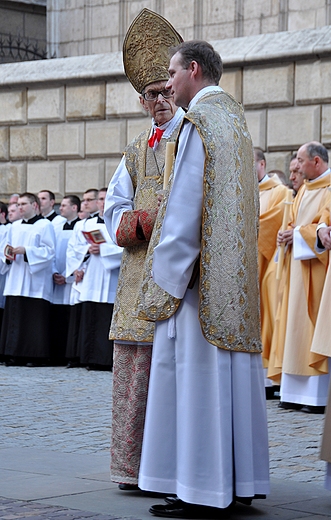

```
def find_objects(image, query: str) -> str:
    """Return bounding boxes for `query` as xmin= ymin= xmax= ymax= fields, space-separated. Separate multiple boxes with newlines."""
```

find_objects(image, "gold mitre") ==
xmin=123 ymin=8 xmax=183 ymax=93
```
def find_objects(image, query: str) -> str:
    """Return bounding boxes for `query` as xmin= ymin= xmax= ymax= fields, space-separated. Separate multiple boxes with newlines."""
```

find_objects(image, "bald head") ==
xmin=296 ymin=141 xmax=329 ymax=180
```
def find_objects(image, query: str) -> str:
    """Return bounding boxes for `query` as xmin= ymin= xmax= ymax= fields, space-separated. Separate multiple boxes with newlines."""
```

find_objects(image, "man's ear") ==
xmin=190 ymin=60 xmax=199 ymax=78
xmin=139 ymin=95 xmax=149 ymax=112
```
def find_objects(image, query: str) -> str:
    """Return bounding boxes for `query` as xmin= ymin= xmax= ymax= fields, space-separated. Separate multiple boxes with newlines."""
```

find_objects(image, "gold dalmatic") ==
xmin=136 ymin=91 xmax=262 ymax=353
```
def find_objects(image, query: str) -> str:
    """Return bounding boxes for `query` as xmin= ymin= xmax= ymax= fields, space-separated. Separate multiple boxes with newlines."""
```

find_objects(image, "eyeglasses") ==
xmin=142 ymin=89 xmax=173 ymax=101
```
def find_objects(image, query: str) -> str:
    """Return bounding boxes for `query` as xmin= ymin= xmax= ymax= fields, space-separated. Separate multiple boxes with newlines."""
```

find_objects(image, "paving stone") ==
xmin=0 ymin=366 xmax=329 ymax=519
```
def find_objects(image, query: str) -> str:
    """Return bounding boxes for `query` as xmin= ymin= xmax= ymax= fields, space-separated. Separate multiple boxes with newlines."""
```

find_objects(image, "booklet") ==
xmin=82 ymin=229 xmax=106 ymax=245
xmin=4 ymin=244 xmax=16 ymax=261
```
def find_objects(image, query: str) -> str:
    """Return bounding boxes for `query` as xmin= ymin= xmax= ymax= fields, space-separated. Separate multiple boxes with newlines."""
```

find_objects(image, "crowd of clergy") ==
xmin=256 ymin=141 xmax=331 ymax=417
xmin=0 ymin=188 xmax=123 ymax=370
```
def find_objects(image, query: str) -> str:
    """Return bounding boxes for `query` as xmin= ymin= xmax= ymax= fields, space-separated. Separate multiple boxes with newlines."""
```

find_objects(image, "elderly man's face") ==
xmin=140 ymin=81 xmax=177 ymax=126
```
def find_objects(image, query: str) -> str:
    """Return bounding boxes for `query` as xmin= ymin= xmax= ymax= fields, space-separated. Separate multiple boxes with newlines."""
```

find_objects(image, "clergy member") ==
xmin=0 ymin=202 xmax=9 ymax=344
xmin=309 ymin=208 xmax=331 ymax=488
xmin=64 ymin=192 xmax=97 ymax=368
xmin=277 ymin=141 xmax=330 ymax=413
xmin=0 ymin=193 xmax=55 ymax=366
xmin=38 ymin=189 xmax=65 ymax=225
xmin=104 ymin=9 xmax=184 ymax=490
xmin=76 ymin=188 xmax=122 ymax=370
xmin=137 ymin=40 xmax=269 ymax=518
xmin=8 ymin=202 xmax=21 ymax=223
xmin=254 ymin=147 xmax=289 ymax=397
xmin=266 ymin=153 xmax=305 ymax=384
xmin=50 ymin=195 xmax=81 ymax=365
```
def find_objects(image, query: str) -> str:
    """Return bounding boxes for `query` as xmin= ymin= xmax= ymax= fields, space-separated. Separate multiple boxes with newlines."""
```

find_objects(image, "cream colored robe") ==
xmin=311 ymin=207 xmax=331 ymax=358
xmin=273 ymin=174 xmax=330 ymax=379
xmin=258 ymin=178 xmax=289 ymax=364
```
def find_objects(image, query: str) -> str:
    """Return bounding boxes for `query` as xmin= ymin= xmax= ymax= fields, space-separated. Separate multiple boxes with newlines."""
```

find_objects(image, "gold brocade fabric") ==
xmin=123 ymin=8 xmax=182 ymax=94
xmin=109 ymin=126 xmax=181 ymax=342
xmin=135 ymin=167 xmax=182 ymax=322
xmin=137 ymin=91 xmax=262 ymax=353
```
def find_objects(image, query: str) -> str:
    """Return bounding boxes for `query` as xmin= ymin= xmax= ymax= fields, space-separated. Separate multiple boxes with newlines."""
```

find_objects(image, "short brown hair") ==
xmin=170 ymin=40 xmax=223 ymax=84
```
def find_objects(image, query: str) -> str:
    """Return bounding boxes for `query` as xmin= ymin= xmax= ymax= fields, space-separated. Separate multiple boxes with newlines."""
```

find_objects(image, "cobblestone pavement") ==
xmin=0 ymin=364 xmax=328 ymax=518
xmin=0 ymin=497 xmax=133 ymax=520
xmin=0 ymin=365 xmax=112 ymax=455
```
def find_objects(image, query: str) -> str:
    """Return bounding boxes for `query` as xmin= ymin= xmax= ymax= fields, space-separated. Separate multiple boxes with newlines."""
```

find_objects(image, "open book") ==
xmin=4 ymin=244 xmax=16 ymax=261
xmin=82 ymin=229 xmax=106 ymax=245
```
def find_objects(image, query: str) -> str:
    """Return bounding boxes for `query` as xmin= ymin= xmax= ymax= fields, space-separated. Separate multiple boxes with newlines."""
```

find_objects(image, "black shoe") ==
xmin=66 ymin=361 xmax=79 ymax=368
xmin=5 ymin=358 xmax=17 ymax=367
xmin=300 ymin=405 xmax=325 ymax=414
xmin=165 ymin=496 xmax=179 ymax=505
xmin=86 ymin=364 xmax=112 ymax=371
xmin=278 ymin=401 xmax=302 ymax=410
xmin=26 ymin=361 xmax=46 ymax=367
xmin=266 ymin=386 xmax=280 ymax=400
xmin=118 ymin=483 xmax=139 ymax=491
xmin=235 ymin=494 xmax=266 ymax=505
xmin=149 ymin=500 xmax=233 ymax=518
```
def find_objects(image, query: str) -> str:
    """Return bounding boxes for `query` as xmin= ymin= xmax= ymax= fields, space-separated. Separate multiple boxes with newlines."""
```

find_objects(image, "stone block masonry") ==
xmin=0 ymin=26 xmax=330 ymax=199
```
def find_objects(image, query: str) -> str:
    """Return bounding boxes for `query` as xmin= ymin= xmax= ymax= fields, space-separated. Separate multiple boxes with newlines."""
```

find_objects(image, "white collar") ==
xmin=44 ymin=210 xmax=55 ymax=218
xmin=308 ymin=168 xmax=331 ymax=183
xmin=150 ymin=107 xmax=185 ymax=139
xmin=188 ymin=86 xmax=223 ymax=109
xmin=259 ymin=174 xmax=270 ymax=184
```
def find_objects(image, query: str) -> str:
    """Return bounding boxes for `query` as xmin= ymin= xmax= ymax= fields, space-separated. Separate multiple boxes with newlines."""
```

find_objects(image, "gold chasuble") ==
xmin=271 ymin=174 xmax=330 ymax=379
xmin=136 ymin=91 xmax=262 ymax=353
xmin=258 ymin=180 xmax=289 ymax=364
xmin=109 ymin=127 xmax=181 ymax=343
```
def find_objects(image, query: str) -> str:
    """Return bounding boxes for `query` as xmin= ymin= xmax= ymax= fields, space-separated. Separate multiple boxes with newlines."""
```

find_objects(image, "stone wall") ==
xmin=0 ymin=26 xmax=331 ymax=201
xmin=47 ymin=0 xmax=331 ymax=59
xmin=0 ymin=0 xmax=46 ymax=63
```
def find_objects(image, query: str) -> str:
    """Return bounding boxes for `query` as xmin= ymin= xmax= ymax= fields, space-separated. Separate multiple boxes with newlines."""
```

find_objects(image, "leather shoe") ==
xmin=164 ymin=496 xmax=179 ymax=505
xmin=118 ymin=484 xmax=174 ymax=498
xmin=278 ymin=401 xmax=302 ymax=410
xmin=118 ymin=483 xmax=139 ymax=491
xmin=300 ymin=405 xmax=325 ymax=414
xmin=66 ymin=361 xmax=79 ymax=368
xmin=149 ymin=499 xmax=233 ymax=518
xmin=5 ymin=358 xmax=17 ymax=367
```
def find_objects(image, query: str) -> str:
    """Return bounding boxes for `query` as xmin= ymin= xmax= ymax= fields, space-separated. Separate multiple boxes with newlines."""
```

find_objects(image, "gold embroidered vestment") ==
xmin=109 ymin=127 xmax=181 ymax=343
xmin=136 ymin=91 xmax=262 ymax=353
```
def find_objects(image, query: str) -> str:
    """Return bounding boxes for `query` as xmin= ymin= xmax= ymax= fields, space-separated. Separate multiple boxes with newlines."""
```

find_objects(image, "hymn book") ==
xmin=4 ymin=244 xmax=16 ymax=261
xmin=82 ymin=229 xmax=106 ymax=245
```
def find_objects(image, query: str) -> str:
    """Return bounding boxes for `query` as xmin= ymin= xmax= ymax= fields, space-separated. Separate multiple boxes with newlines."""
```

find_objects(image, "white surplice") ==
xmin=2 ymin=218 xmax=55 ymax=301
xmin=139 ymin=88 xmax=270 ymax=509
xmin=77 ymin=216 xmax=122 ymax=304
xmin=65 ymin=219 xmax=90 ymax=305
xmin=52 ymin=219 xmax=77 ymax=305
xmin=0 ymin=224 xmax=9 ymax=308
